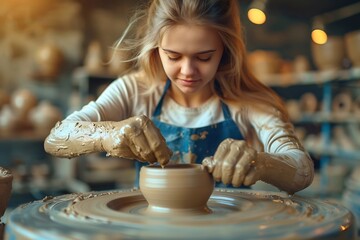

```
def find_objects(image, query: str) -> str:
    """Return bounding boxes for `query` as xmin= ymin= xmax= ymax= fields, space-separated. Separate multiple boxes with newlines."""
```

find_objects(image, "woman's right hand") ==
xmin=101 ymin=115 xmax=172 ymax=165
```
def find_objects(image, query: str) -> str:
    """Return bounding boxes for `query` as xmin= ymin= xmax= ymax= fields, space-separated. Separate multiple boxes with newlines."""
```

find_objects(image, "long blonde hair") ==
xmin=113 ymin=0 xmax=289 ymax=121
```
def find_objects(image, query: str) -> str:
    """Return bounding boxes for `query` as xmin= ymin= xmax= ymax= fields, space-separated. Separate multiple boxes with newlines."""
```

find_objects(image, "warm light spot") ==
xmin=248 ymin=8 xmax=266 ymax=25
xmin=340 ymin=225 xmax=348 ymax=231
xmin=311 ymin=29 xmax=328 ymax=44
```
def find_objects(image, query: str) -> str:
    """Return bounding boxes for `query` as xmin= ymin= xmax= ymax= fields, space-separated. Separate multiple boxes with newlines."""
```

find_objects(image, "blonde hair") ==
xmin=113 ymin=0 xmax=289 ymax=121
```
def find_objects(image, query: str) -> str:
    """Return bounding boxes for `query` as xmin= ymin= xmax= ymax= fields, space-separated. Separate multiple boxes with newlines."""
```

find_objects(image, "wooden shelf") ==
xmin=265 ymin=67 xmax=360 ymax=87
xmin=293 ymin=113 xmax=360 ymax=124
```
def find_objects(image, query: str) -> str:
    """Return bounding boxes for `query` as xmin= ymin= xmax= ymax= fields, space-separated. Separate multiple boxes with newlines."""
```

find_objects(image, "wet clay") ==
xmin=5 ymin=189 xmax=355 ymax=239
xmin=44 ymin=115 xmax=172 ymax=165
xmin=0 ymin=167 xmax=13 ymax=219
xmin=139 ymin=164 xmax=214 ymax=216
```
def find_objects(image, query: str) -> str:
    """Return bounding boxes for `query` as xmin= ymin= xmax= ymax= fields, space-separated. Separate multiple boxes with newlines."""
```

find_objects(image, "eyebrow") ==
xmin=161 ymin=48 xmax=216 ymax=54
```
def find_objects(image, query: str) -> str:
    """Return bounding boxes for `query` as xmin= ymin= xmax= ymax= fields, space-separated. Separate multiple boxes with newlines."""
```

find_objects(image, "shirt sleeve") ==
xmin=66 ymin=75 xmax=146 ymax=122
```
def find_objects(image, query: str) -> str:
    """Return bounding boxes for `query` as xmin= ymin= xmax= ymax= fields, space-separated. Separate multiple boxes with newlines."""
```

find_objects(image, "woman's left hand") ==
xmin=202 ymin=138 xmax=260 ymax=187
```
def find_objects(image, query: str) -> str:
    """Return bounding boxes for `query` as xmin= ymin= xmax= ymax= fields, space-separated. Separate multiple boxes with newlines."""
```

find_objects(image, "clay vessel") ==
xmin=29 ymin=100 xmax=62 ymax=135
xmin=84 ymin=41 xmax=104 ymax=75
xmin=10 ymin=89 xmax=37 ymax=118
xmin=299 ymin=92 xmax=318 ymax=113
xmin=35 ymin=43 xmax=64 ymax=80
xmin=247 ymin=50 xmax=281 ymax=81
xmin=311 ymin=36 xmax=345 ymax=71
xmin=293 ymin=55 xmax=310 ymax=73
xmin=0 ymin=167 xmax=13 ymax=219
xmin=345 ymin=30 xmax=360 ymax=67
xmin=0 ymin=90 xmax=10 ymax=110
xmin=140 ymin=164 xmax=214 ymax=215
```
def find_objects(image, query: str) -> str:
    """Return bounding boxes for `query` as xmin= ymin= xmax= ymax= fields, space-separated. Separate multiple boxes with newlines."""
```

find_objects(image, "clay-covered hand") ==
xmin=202 ymin=138 xmax=261 ymax=187
xmin=101 ymin=115 xmax=172 ymax=165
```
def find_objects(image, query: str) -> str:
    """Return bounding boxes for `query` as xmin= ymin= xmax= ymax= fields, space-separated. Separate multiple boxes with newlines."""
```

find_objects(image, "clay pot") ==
xmin=311 ymin=36 xmax=345 ymax=71
xmin=0 ymin=105 xmax=17 ymax=134
xmin=332 ymin=92 xmax=353 ymax=119
xmin=35 ymin=43 xmax=64 ymax=80
xmin=248 ymin=50 xmax=282 ymax=80
xmin=10 ymin=89 xmax=37 ymax=118
xmin=285 ymin=100 xmax=301 ymax=121
xmin=299 ymin=92 xmax=318 ymax=113
xmin=0 ymin=89 xmax=10 ymax=110
xmin=29 ymin=101 xmax=62 ymax=135
xmin=293 ymin=55 xmax=310 ymax=73
xmin=0 ymin=167 xmax=13 ymax=219
xmin=84 ymin=41 xmax=104 ymax=75
xmin=140 ymin=164 xmax=214 ymax=215
xmin=345 ymin=30 xmax=360 ymax=67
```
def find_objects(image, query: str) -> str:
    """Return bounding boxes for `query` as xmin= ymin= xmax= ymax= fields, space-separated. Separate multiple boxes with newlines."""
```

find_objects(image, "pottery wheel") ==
xmin=5 ymin=189 xmax=354 ymax=240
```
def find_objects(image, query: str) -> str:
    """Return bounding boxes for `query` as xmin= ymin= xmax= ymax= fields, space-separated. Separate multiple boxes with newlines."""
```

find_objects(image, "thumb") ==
xmin=202 ymin=156 xmax=215 ymax=173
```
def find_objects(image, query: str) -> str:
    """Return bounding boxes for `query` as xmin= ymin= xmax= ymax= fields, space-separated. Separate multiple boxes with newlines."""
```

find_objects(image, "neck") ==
xmin=168 ymin=86 xmax=213 ymax=108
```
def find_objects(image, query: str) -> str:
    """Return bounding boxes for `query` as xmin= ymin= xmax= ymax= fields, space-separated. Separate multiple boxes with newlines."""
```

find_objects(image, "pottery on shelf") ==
xmin=0 ymin=167 xmax=13 ymax=219
xmin=139 ymin=164 xmax=214 ymax=215
xmin=293 ymin=55 xmax=310 ymax=74
xmin=247 ymin=50 xmax=282 ymax=81
xmin=35 ymin=43 xmax=64 ymax=80
xmin=299 ymin=92 xmax=318 ymax=113
xmin=84 ymin=40 xmax=105 ymax=75
xmin=311 ymin=36 xmax=345 ymax=71
xmin=345 ymin=30 xmax=360 ymax=67
xmin=10 ymin=89 xmax=37 ymax=118
xmin=29 ymin=100 xmax=62 ymax=135
xmin=0 ymin=90 xmax=10 ymax=110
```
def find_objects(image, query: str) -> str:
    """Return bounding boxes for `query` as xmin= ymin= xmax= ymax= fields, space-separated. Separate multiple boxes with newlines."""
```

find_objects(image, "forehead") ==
xmin=160 ymin=24 xmax=222 ymax=53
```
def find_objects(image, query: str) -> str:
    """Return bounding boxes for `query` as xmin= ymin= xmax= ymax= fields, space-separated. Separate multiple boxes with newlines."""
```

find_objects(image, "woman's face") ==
xmin=158 ymin=24 xmax=224 ymax=105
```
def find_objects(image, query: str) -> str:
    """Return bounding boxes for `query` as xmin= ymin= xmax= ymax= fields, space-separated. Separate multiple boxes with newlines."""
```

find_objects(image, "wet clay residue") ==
xmin=190 ymin=131 xmax=208 ymax=140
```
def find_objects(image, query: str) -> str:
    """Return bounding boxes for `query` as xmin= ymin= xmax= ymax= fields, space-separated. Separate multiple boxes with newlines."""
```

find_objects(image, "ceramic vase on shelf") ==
xmin=29 ymin=100 xmax=62 ymax=136
xmin=34 ymin=42 xmax=64 ymax=81
xmin=345 ymin=30 xmax=360 ymax=68
xmin=311 ymin=36 xmax=345 ymax=71
xmin=247 ymin=50 xmax=281 ymax=84
xmin=84 ymin=40 xmax=105 ymax=75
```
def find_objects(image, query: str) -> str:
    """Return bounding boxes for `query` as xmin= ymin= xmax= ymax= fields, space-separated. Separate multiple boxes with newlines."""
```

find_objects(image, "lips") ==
xmin=178 ymin=79 xmax=200 ymax=87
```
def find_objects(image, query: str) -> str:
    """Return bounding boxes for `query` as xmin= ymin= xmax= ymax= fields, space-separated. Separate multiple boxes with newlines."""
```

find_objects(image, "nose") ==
xmin=180 ymin=58 xmax=197 ymax=78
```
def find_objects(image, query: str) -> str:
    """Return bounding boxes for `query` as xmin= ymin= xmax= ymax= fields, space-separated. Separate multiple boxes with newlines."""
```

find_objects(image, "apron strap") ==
xmin=221 ymin=101 xmax=233 ymax=120
xmin=152 ymin=79 xmax=171 ymax=117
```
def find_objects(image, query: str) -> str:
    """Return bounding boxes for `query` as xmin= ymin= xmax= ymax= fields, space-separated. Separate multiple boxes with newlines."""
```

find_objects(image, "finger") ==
xmin=142 ymin=118 xmax=172 ymax=165
xmin=124 ymin=124 xmax=157 ymax=163
xmin=221 ymin=141 xmax=246 ymax=185
xmin=202 ymin=157 xmax=215 ymax=173
xmin=213 ymin=139 xmax=233 ymax=181
xmin=221 ymin=156 xmax=238 ymax=185
xmin=231 ymin=150 xmax=255 ymax=187
xmin=243 ymin=167 xmax=259 ymax=186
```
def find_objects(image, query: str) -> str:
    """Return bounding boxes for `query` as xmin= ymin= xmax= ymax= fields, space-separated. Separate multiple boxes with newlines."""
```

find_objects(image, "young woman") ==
xmin=44 ymin=0 xmax=314 ymax=194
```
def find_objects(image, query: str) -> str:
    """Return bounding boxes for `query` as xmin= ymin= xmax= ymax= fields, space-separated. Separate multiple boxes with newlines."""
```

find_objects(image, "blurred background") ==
xmin=0 ymin=0 xmax=360 ymax=224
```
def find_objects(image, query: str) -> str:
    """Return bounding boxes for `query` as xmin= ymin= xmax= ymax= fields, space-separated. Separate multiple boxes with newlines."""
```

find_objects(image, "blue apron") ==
xmin=134 ymin=80 xmax=244 ymax=187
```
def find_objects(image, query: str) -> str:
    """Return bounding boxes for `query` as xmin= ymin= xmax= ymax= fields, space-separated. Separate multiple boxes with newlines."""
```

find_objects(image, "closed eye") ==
xmin=168 ymin=55 xmax=181 ymax=61
xmin=197 ymin=55 xmax=212 ymax=62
